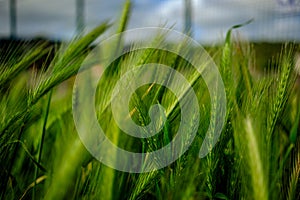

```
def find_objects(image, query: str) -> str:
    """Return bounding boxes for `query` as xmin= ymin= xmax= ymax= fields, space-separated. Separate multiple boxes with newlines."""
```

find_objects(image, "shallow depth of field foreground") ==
xmin=1 ymin=1 xmax=300 ymax=200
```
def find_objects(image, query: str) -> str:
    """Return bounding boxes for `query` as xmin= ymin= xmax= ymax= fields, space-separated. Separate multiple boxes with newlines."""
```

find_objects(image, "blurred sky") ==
xmin=0 ymin=0 xmax=300 ymax=44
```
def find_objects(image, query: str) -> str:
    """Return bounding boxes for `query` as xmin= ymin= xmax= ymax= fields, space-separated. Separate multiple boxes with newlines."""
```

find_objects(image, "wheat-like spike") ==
xmin=268 ymin=46 xmax=296 ymax=142
xmin=117 ymin=0 xmax=131 ymax=35
xmin=0 ymin=42 xmax=50 ymax=88
xmin=221 ymin=21 xmax=253 ymax=115
xmin=0 ymin=22 xmax=110 ymax=153
xmin=240 ymin=117 xmax=268 ymax=200
xmin=129 ymin=171 xmax=159 ymax=200
xmin=287 ymin=140 xmax=300 ymax=200
xmin=32 ymin=22 xmax=110 ymax=104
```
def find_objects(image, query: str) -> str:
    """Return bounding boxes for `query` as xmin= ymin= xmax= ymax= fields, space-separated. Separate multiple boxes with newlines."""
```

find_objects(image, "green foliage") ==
xmin=0 ymin=2 xmax=299 ymax=199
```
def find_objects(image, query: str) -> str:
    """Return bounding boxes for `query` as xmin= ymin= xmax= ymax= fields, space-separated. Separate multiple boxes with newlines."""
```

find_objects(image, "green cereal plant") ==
xmin=0 ymin=1 xmax=299 ymax=199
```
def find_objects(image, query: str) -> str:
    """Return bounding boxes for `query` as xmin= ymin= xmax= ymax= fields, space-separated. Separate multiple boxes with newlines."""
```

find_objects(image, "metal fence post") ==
xmin=184 ymin=0 xmax=192 ymax=37
xmin=10 ymin=0 xmax=17 ymax=38
xmin=76 ymin=0 xmax=85 ymax=34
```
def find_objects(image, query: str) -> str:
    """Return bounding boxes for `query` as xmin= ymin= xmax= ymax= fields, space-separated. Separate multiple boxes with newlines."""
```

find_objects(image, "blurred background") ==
xmin=0 ymin=0 xmax=300 ymax=44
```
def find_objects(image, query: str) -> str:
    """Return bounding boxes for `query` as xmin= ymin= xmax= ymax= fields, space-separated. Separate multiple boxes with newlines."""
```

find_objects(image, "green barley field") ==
xmin=1 ymin=1 xmax=300 ymax=199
